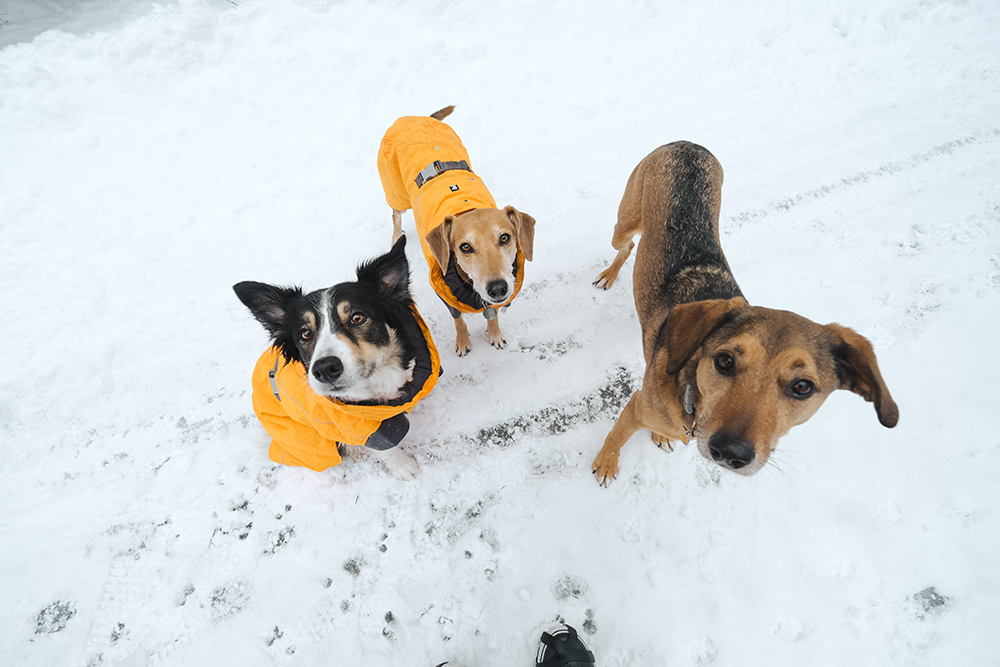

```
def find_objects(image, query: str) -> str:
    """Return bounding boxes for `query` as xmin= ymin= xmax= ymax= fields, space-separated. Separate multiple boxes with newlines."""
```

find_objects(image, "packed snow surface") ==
xmin=2 ymin=0 xmax=999 ymax=665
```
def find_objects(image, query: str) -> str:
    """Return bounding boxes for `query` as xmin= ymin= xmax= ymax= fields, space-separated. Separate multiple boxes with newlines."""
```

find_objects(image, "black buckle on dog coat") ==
xmin=415 ymin=159 xmax=471 ymax=188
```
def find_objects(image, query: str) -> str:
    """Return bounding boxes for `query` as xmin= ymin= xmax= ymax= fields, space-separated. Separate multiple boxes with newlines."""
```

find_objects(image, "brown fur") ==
xmin=421 ymin=206 xmax=535 ymax=353
xmin=591 ymin=142 xmax=898 ymax=486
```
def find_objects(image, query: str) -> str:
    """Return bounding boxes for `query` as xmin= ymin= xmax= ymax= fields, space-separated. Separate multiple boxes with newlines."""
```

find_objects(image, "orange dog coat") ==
xmin=377 ymin=115 xmax=526 ymax=315
xmin=250 ymin=306 xmax=441 ymax=472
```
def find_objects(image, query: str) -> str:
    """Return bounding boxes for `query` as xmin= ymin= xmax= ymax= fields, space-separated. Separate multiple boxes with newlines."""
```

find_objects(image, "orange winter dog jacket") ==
xmin=377 ymin=115 xmax=526 ymax=315
xmin=250 ymin=307 xmax=441 ymax=472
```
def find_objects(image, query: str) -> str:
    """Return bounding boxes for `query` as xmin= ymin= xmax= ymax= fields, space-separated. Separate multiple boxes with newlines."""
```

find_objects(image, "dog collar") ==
xmin=681 ymin=383 xmax=697 ymax=445
xmin=482 ymin=304 xmax=510 ymax=320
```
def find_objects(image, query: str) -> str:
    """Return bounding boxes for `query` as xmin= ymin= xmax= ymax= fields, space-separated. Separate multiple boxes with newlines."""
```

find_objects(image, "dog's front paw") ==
xmin=373 ymin=447 xmax=420 ymax=481
xmin=456 ymin=339 xmax=472 ymax=356
xmin=488 ymin=332 xmax=507 ymax=350
xmin=651 ymin=432 xmax=674 ymax=452
xmin=593 ymin=270 xmax=616 ymax=290
xmin=486 ymin=319 xmax=506 ymax=350
xmin=592 ymin=450 xmax=619 ymax=487
xmin=337 ymin=442 xmax=366 ymax=462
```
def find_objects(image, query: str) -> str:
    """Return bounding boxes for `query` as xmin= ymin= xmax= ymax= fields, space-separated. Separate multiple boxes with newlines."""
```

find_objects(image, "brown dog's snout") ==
xmin=707 ymin=432 xmax=755 ymax=469
xmin=486 ymin=279 xmax=509 ymax=302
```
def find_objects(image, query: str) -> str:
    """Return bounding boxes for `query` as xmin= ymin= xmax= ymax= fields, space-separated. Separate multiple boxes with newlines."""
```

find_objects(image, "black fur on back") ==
xmin=656 ymin=142 xmax=742 ymax=308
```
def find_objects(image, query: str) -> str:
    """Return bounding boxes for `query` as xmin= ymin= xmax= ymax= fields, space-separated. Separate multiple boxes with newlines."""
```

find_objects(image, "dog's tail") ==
xmin=430 ymin=105 xmax=455 ymax=121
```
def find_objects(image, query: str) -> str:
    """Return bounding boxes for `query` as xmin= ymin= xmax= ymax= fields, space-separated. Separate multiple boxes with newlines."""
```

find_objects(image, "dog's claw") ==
xmin=391 ymin=464 xmax=419 ymax=482
xmin=595 ymin=469 xmax=617 ymax=488
xmin=489 ymin=336 xmax=507 ymax=350
xmin=651 ymin=433 xmax=674 ymax=452
xmin=337 ymin=443 xmax=366 ymax=463
xmin=372 ymin=447 xmax=420 ymax=481
xmin=593 ymin=272 xmax=615 ymax=290
xmin=389 ymin=453 xmax=420 ymax=481
xmin=591 ymin=455 xmax=619 ymax=487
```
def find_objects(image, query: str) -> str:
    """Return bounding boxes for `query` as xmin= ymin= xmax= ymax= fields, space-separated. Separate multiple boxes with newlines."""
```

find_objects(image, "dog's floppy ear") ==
xmin=825 ymin=323 xmax=899 ymax=428
xmin=425 ymin=217 xmax=453 ymax=272
xmin=357 ymin=235 xmax=411 ymax=301
xmin=503 ymin=206 xmax=535 ymax=261
xmin=663 ymin=297 xmax=747 ymax=375
xmin=234 ymin=281 xmax=303 ymax=337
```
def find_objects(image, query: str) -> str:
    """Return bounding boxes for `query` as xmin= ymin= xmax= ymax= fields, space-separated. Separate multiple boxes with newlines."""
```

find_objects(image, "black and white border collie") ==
xmin=234 ymin=236 xmax=424 ymax=479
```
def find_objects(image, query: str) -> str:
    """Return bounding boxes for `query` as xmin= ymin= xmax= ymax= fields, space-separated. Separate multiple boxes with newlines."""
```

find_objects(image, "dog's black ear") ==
xmin=233 ymin=281 xmax=303 ymax=337
xmin=825 ymin=323 xmax=899 ymax=428
xmin=357 ymin=235 xmax=411 ymax=300
xmin=424 ymin=218 xmax=453 ymax=272
xmin=503 ymin=206 xmax=535 ymax=262
xmin=663 ymin=297 xmax=747 ymax=375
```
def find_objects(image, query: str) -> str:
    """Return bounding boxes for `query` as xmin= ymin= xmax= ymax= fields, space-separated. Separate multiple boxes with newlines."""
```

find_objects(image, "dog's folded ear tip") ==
xmin=879 ymin=407 xmax=900 ymax=428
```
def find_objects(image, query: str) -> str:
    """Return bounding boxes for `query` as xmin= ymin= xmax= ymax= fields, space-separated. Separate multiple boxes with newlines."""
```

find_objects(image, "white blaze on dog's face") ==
xmin=233 ymin=236 xmax=418 ymax=405
xmin=425 ymin=206 xmax=535 ymax=306
xmin=304 ymin=290 xmax=414 ymax=402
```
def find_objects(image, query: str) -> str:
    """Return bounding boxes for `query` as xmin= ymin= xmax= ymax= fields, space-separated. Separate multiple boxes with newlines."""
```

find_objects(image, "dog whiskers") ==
xmin=763 ymin=450 xmax=798 ymax=485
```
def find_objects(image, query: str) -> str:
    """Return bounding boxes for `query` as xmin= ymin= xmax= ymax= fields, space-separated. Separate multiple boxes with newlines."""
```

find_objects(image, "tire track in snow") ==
xmin=728 ymin=128 xmax=1000 ymax=225
xmin=425 ymin=364 xmax=637 ymax=458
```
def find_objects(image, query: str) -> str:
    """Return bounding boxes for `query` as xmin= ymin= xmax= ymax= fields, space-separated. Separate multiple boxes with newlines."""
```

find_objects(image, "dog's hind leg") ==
xmin=593 ymin=168 xmax=643 ymax=290
xmin=593 ymin=239 xmax=635 ymax=290
xmin=391 ymin=209 xmax=406 ymax=244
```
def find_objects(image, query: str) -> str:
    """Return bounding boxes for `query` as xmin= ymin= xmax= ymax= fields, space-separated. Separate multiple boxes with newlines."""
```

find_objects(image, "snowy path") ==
xmin=3 ymin=1 xmax=1000 ymax=666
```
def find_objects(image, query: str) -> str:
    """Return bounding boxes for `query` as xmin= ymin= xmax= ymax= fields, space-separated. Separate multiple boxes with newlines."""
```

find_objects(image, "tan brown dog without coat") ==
xmin=591 ymin=142 xmax=898 ymax=486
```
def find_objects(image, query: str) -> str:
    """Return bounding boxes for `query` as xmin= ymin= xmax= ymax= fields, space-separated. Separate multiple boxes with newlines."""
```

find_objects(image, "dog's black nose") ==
xmin=312 ymin=356 xmax=344 ymax=383
xmin=708 ymin=432 xmax=755 ymax=469
xmin=486 ymin=279 xmax=509 ymax=301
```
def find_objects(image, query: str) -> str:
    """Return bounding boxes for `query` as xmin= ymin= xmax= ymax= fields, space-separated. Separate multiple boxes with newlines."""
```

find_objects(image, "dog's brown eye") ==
xmin=715 ymin=352 xmax=736 ymax=375
xmin=714 ymin=352 xmax=735 ymax=374
xmin=789 ymin=379 xmax=815 ymax=398
xmin=499 ymin=233 xmax=511 ymax=245
xmin=459 ymin=242 xmax=473 ymax=254
xmin=350 ymin=313 xmax=366 ymax=325
xmin=299 ymin=328 xmax=312 ymax=341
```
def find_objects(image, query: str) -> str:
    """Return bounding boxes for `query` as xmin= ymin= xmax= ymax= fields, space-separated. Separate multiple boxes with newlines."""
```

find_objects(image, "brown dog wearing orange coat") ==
xmin=378 ymin=106 xmax=536 ymax=356
xmin=591 ymin=141 xmax=898 ymax=486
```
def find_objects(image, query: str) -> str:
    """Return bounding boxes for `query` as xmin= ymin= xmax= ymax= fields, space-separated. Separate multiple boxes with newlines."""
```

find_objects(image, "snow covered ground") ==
xmin=2 ymin=0 xmax=999 ymax=665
